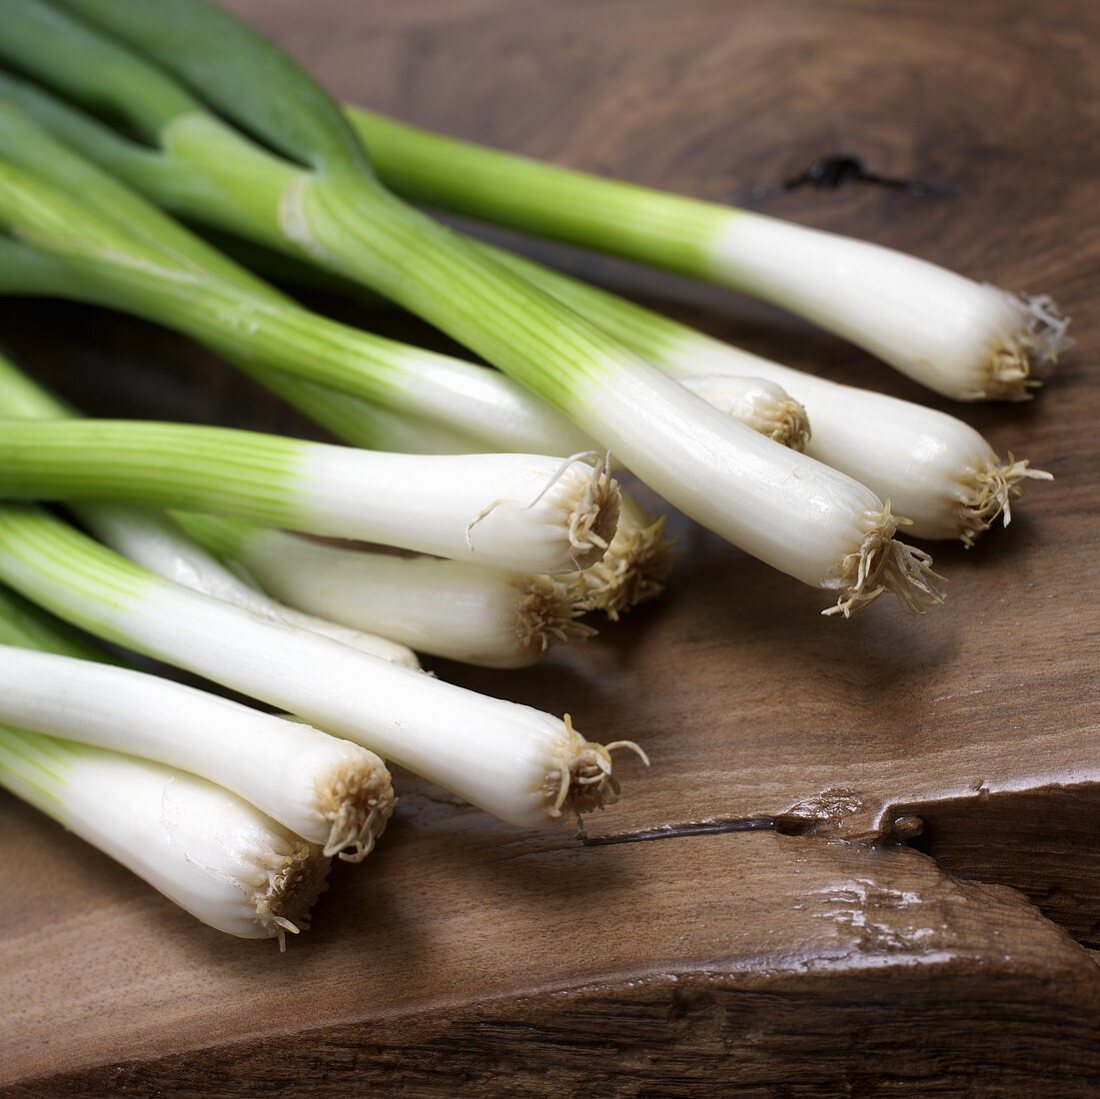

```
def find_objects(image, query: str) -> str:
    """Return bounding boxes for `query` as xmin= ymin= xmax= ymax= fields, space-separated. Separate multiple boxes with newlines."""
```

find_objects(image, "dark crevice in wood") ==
xmin=731 ymin=152 xmax=956 ymax=204
xmin=577 ymin=815 xmax=801 ymax=846
xmin=833 ymin=788 xmax=1100 ymax=951
xmin=582 ymin=787 xmax=864 ymax=848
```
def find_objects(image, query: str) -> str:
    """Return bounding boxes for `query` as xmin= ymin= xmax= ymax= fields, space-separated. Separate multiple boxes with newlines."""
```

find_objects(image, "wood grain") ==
xmin=2 ymin=0 xmax=1099 ymax=1092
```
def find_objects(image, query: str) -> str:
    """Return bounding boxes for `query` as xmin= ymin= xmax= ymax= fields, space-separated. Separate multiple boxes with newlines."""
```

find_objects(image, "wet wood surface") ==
xmin=2 ymin=0 xmax=1099 ymax=1093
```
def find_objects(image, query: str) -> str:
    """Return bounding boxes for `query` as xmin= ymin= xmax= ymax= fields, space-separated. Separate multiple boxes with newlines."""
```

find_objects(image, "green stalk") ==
xmin=0 ymin=507 xmax=158 ymax=647
xmin=0 ymin=77 xmax=271 ymax=292
xmin=0 ymin=0 xmax=196 ymax=139
xmin=0 ymin=418 xmax=298 ymax=515
xmin=0 ymin=153 xmax=414 ymax=406
xmin=475 ymin=244 xmax=704 ymax=365
xmin=0 ymin=725 xmax=85 ymax=816
xmin=350 ymin=108 xmax=724 ymax=279
xmin=0 ymin=345 xmax=68 ymax=418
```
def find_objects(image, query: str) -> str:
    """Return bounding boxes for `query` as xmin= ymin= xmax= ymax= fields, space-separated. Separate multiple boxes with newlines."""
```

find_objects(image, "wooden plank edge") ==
xmin=7 ymin=834 xmax=1100 ymax=1098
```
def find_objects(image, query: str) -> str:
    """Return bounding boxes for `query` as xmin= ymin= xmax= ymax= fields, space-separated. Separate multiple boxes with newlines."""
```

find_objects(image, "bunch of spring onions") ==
xmin=0 ymin=0 xmax=1064 ymax=944
xmin=0 ymin=0 xmax=959 ymax=614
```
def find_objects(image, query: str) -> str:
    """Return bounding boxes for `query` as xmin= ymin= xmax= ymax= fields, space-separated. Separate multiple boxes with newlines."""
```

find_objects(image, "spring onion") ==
xmin=176 ymin=512 xmax=595 ymax=670
xmin=0 ymin=724 xmax=329 ymax=944
xmin=0 ymin=105 xmax=637 ymax=619
xmin=304 ymin=235 xmax=1042 ymax=547
xmin=0 ymin=141 xmax=611 ymax=642
xmin=218 ymin=389 xmax=672 ymax=618
xmin=343 ymin=109 xmax=1071 ymax=402
xmin=0 ymin=0 xmax=944 ymax=613
xmin=0 ymin=643 xmax=394 ymax=860
xmin=0 ymin=419 xmax=620 ymax=574
xmin=239 ymin=377 xmax=796 ymax=619
xmin=0 ymin=505 xmax=645 ymax=826
xmin=0 ymin=98 xmax=650 ymax=612
xmin=243 ymin=372 xmax=807 ymax=620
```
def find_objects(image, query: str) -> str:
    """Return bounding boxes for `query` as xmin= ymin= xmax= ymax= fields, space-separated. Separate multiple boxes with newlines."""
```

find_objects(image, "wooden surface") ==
xmin=2 ymin=0 xmax=1100 ymax=1093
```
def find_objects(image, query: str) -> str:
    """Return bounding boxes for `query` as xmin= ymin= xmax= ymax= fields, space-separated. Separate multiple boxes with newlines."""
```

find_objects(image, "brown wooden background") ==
xmin=2 ymin=0 xmax=1100 ymax=1094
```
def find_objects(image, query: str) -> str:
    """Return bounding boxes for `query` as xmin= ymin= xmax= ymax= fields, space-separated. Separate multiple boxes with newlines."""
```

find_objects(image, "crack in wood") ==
xmin=730 ymin=152 xmax=956 ymax=205
xmin=578 ymin=816 xmax=789 ymax=846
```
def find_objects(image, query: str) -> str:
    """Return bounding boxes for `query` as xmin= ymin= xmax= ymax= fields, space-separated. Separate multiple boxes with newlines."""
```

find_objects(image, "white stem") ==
xmin=82 ymin=503 xmax=421 ymax=667
xmin=294 ymin=448 xmax=620 ymax=573
xmin=277 ymin=378 xmax=490 ymax=454
xmin=141 ymin=584 xmax=629 ymax=824
xmin=216 ymin=527 xmax=595 ymax=669
xmin=355 ymin=343 xmax=596 ymax=455
xmin=277 ymin=374 xmax=937 ymax=616
xmin=267 ymin=387 xmax=675 ymax=618
xmin=711 ymin=213 xmax=1071 ymax=401
xmin=0 ymin=727 xmax=330 ymax=944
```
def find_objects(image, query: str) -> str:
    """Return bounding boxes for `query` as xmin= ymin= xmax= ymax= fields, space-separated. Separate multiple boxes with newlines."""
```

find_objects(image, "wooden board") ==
xmin=2 ymin=0 xmax=1099 ymax=1092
